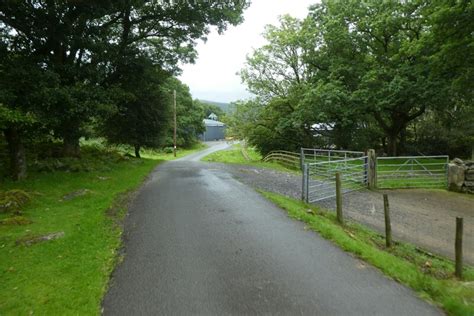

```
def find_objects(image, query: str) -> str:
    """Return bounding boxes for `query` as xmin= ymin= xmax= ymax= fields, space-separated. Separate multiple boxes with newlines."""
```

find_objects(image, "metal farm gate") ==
xmin=298 ymin=148 xmax=450 ymax=202
xmin=376 ymin=156 xmax=449 ymax=189
xmin=302 ymin=156 xmax=369 ymax=203
xmin=300 ymin=148 xmax=365 ymax=165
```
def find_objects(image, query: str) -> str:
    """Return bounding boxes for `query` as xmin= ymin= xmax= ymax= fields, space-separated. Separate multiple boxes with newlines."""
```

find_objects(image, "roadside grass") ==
xmin=202 ymin=144 xmax=297 ymax=173
xmin=260 ymin=191 xmax=474 ymax=316
xmin=80 ymin=138 xmax=207 ymax=161
xmin=0 ymin=142 xmax=204 ymax=314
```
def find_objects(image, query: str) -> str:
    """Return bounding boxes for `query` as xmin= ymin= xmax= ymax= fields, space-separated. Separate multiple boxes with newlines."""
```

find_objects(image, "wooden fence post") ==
xmin=336 ymin=172 xmax=343 ymax=224
xmin=367 ymin=149 xmax=376 ymax=189
xmin=383 ymin=194 xmax=392 ymax=248
xmin=455 ymin=217 xmax=463 ymax=279
xmin=300 ymin=147 xmax=304 ymax=170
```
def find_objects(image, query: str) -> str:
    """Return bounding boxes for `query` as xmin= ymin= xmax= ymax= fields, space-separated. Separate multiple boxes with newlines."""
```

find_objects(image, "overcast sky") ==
xmin=178 ymin=0 xmax=317 ymax=103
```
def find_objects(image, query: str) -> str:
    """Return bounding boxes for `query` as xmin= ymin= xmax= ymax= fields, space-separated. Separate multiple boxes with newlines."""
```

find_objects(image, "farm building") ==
xmin=200 ymin=114 xmax=226 ymax=141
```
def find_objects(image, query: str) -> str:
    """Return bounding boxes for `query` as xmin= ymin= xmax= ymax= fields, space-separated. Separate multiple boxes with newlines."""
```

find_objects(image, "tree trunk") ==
xmin=134 ymin=145 xmax=141 ymax=158
xmin=399 ymin=127 xmax=407 ymax=155
xmin=4 ymin=127 xmax=27 ymax=180
xmin=62 ymin=135 xmax=80 ymax=157
xmin=387 ymin=133 xmax=398 ymax=156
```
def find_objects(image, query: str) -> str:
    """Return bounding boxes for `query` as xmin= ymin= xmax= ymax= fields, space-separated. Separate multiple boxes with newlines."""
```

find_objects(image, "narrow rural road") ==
xmin=102 ymin=142 xmax=442 ymax=315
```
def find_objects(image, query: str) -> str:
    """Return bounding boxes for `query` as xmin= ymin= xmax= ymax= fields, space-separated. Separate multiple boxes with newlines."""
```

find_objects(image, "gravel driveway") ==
xmin=214 ymin=163 xmax=474 ymax=265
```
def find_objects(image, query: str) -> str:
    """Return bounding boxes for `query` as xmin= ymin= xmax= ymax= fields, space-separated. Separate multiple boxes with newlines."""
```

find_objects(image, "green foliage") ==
xmin=409 ymin=105 xmax=474 ymax=158
xmin=196 ymin=100 xmax=226 ymax=120
xmin=163 ymin=147 xmax=174 ymax=154
xmin=240 ymin=15 xmax=308 ymax=100
xmin=101 ymin=58 xmax=171 ymax=157
xmin=0 ymin=0 xmax=247 ymax=176
xmin=163 ymin=79 xmax=205 ymax=148
xmin=31 ymin=148 xmax=127 ymax=174
xmin=0 ymin=105 xmax=36 ymax=129
xmin=236 ymin=1 xmax=473 ymax=157
xmin=425 ymin=0 xmax=474 ymax=100
xmin=226 ymin=99 xmax=262 ymax=139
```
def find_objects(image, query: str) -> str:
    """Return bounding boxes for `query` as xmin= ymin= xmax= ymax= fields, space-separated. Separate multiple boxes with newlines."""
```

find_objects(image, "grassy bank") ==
xmin=260 ymin=191 xmax=474 ymax=316
xmin=202 ymin=144 xmax=296 ymax=172
xmin=0 ymin=142 xmax=204 ymax=314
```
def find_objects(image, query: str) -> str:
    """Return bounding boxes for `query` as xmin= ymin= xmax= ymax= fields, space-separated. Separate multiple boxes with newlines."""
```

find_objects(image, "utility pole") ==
xmin=173 ymin=89 xmax=177 ymax=157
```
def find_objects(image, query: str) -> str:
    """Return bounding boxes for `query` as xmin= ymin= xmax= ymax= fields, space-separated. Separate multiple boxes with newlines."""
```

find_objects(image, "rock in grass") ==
xmin=0 ymin=216 xmax=32 ymax=226
xmin=62 ymin=189 xmax=90 ymax=201
xmin=16 ymin=231 xmax=65 ymax=246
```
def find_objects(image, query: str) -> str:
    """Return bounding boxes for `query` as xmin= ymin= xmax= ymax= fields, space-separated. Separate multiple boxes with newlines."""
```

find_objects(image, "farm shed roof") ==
xmin=203 ymin=119 xmax=225 ymax=127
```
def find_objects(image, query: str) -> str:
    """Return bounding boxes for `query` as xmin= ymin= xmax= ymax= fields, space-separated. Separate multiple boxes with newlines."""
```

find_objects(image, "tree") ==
xmin=101 ymin=57 xmax=170 ymax=158
xmin=195 ymin=100 xmax=226 ymax=120
xmin=0 ymin=1 xmax=117 ymax=156
xmin=239 ymin=15 xmax=319 ymax=152
xmin=241 ymin=15 xmax=308 ymax=101
xmin=163 ymin=79 xmax=205 ymax=148
xmin=423 ymin=0 xmax=474 ymax=101
xmin=238 ymin=1 xmax=473 ymax=157
xmin=0 ymin=51 xmax=52 ymax=180
xmin=226 ymin=99 xmax=263 ymax=140
xmin=304 ymin=1 xmax=444 ymax=155
xmin=0 ymin=1 xmax=248 ymax=177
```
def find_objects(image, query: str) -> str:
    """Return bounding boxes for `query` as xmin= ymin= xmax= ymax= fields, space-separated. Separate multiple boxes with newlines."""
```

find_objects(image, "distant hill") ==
xmin=199 ymin=100 xmax=231 ymax=113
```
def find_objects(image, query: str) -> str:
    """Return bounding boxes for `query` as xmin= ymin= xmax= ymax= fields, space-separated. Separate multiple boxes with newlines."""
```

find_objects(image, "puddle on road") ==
xmin=198 ymin=169 xmax=235 ymax=193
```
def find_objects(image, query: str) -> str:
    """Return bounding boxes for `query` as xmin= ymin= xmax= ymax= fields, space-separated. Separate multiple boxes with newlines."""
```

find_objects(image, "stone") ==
xmin=464 ymin=181 xmax=474 ymax=187
xmin=16 ymin=231 xmax=65 ymax=246
xmin=448 ymin=163 xmax=465 ymax=192
xmin=62 ymin=189 xmax=90 ymax=201
xmin=466 ymin=169 xmax=474 ymax=181
xmin=452 ymin=158 xmax=464 ymax=165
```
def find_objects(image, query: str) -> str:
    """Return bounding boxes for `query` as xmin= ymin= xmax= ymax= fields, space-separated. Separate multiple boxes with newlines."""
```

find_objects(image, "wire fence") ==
xmin=313 ymin=189 xmax=473 ymax=265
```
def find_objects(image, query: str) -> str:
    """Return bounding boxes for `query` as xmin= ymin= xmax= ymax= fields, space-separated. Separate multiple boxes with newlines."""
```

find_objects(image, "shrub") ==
xmin=163 ymin=147 xmax=174 ymax=154
xmin=0 ymin=190 xmax=31 ymax=214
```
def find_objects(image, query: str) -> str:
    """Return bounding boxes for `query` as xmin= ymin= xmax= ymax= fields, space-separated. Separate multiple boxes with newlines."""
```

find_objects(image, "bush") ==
xmin=0 ymin=190 xmax=31 ymax=214
xmin=163 ymin=147 xmax=174 ymax=154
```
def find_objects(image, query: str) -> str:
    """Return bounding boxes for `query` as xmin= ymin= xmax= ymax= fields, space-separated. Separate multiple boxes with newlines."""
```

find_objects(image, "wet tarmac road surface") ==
xmin=102 ymin=142 xmax=442 ymax=315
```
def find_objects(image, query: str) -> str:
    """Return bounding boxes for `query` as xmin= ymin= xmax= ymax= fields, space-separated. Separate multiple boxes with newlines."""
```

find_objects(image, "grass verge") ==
xmin=201 ymin=144 xmax=297 ymax=173
xmin=260 ymin=191 xmax=474 ymax=316
xmin=0 ymin=142 xmax=205 ymax=314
